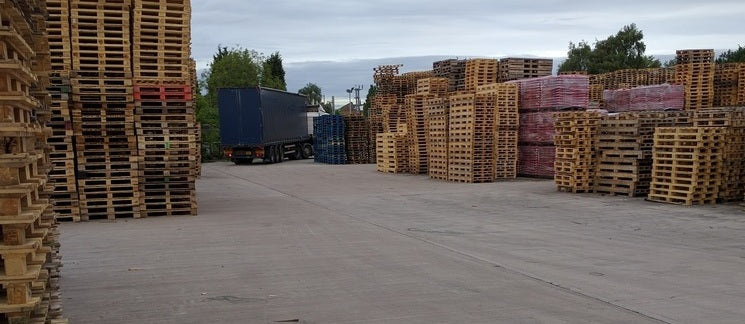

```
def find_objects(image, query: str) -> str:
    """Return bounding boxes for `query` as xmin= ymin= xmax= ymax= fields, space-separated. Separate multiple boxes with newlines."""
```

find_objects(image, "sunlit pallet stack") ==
xmin=464 ymin=59 xmax=498 ymax=92
xmin=648 ymin=127 xmax=724 ymax=205
xmin=553 ymin=111 xmax=602 ymax=193
xmin=376 ymin=125 xmax=408 ymax=173
xmin=675 ymin=49 xmax=715 ymax=109
xmin=594 ymin=111 xmax=692 ymax=197
xmin=70 ymin=0 xmax=140 ymax=220
xmin=477 ymin=83 xmax=519 ymax=179
xmin=447 ymin=93 xmax=495 ymax=183
xmin=405 ymin=78 xmax=448 ymax=174
xmin=426 ymin=97 xmax=449 ymax=180
xmin=692 ymin=108 xmax=745 ymax=202
xmin=0 ymin=0 xmax=67 ymax=322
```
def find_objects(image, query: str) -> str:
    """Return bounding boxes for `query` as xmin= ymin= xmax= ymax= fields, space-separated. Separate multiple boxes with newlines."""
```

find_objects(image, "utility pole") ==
xmin=352 ymin=85 xmax=363 ymax=113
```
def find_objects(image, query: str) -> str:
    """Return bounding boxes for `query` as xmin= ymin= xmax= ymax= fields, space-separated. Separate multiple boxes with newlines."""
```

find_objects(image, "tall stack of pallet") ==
xmin=447 ymin=93 xmax=495 ymax=183
xmin=0 ymin=0 xmax=67 ymax=321
xmin=376 ymin=125 xmax=408 ymax=173
xmin=314 ymin=115 xmax=346 ymax=164
xmin=406 ymin=78 xmax=448 ymax=174
xmin=554 ymin=111 xmax=602 ymax=193
xmin=594 ymin=112 xmax=692 ymax=197
xmin=477 ymin=83 xmax=519 ymax=179
xmin=344 ymin=115 xmax=369 ymax=164
xmin=648 ymin=127 xmax=724 ymax=205
xmin=133 ymin=0 xmax=196 ymax=217
xmin=70 ymin=0 xmax=140 ymax=220
xmin=432 ymin=59 xmax=466 ymax=92
xmin=692 ymin=108 xmax=745 ymax=202
xmin=464 ymin=59 xmax=498 ymax=92
xmin=713 ymin=63 xmax=744 ymax=107
xmin=426 ymin=97 xmax=449 ymax=180
xmin=675 ymin=49 xmax=715 ymax=109
xmin=45 ymin=0 xmax=80 ymax=221
xmin=498 ymin=58 xmax=552 ymax=82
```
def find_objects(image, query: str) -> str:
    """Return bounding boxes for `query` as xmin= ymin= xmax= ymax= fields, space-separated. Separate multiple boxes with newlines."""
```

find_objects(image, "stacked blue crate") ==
xmin=313 ymin=115 xmax=347 ymax=164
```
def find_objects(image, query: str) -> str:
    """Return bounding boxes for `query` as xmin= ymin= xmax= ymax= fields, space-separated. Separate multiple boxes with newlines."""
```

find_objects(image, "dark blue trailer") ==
xmin=218 ymin=87 xmax=314 ymax=164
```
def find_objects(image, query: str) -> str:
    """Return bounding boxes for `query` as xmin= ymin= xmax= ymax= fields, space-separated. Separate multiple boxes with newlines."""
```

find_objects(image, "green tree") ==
xmin=298 ymin=83 xmax=322 ymax=105
xmin=558 ymin=24 xmax=660 ymax=74
xmin=716 ymin=45 xmax=745 ymax=63
xmin=261 ymin=52 xmax=287 ymax=90
xmin=663 ymin=58 xmax=677 ymax=68
xmin=362 ymin=84 xmax=376 ymax=117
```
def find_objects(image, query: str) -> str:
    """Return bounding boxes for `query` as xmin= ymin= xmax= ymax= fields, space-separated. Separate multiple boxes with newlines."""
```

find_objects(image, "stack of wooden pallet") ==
xmin=477 ymin=83 xmax=519 ymax=179
xmin=432 ymin=59 xmax=466 ymax=92
xmin=713 ymin=63 xmax=744 ymax=107
xmin=498 ymin=58 xmax=552 ymax=82
xmin=675 ymin=49 xmax=715 ymax=109
xmin=648 ymin=127 xmax=724 ymax=205
xmin=0 ymin=0 xmax=67 ymax=321
xmin=344 ymin=115 xmax=369 ymax=164
xmin=447 ymin=93 xmax=495 ymax=183
xmin=70 ymin=0 xmax=140 ymax=220
xmin=426 ymin=97 xmax=449 ymax=180
xmin=405 ymin=94 xmax=433 ymax=174
xmin=376 ymin=125 xmax=408 ymax=173
xmin=134 ymin=85 xmax=197 ymax=216
xmin=691 ymin=108 xmax=745 ymax=202
xmin=589 ymin=68 xmax=675 ymax=107
xmin=464 ymin=59 xmax=498 ymax=92
xmin=554 ymin=111 xmax=602 ymax=193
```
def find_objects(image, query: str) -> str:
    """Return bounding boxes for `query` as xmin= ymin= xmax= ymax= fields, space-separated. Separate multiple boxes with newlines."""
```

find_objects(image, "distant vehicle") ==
xmin=218 ymin=87 xmax=314 ymax=164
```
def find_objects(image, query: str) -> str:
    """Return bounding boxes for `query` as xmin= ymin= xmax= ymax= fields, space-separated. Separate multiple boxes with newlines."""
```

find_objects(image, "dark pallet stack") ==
xmin=432 ymin=59 xmax=466 ymax=92
xmin=691 ymin=108 xmax=745 ymax=202
xmin=426 ymin=97 xmax=449 ymax=180
xmin=70 ymin=0 xmax=140 ymax=220
xmin=0 ymin=0 xmax=67 ymax=322
xmin=553 ymin=111 xmax=601 ymax=193
xmin=648 ymin=127 xmax=724 ymax=205
xmin=594 ymin=112 xmax=692 ymax=197
xmin=464 ymin=59 xmax=498 ymax=92
xmin=314 ymin=115 xmax=347 ymax=164
xmin=675 ymin=49 xmax=715 ymax=109
xmin=498 ymin=57 xmax=552 ymax=82
xmin=713 ymin=63 xmax=744 ymax=107
xmin=447 ymin=93 xmax=495 ymax=183
xmin=477 ymin=83 xmax=519 ymax=179
xmin=135 ymin=85 xmax=197 ymax=217
xmin=344 ymin=115 xmax=370 ymax=164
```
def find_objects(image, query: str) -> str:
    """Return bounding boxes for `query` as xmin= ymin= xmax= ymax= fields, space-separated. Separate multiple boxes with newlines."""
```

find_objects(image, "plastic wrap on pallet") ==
xmin=518 ymin=145 xmax=555 ymax=177
xmin=507 ymin=75 xmax=590 ymax=110
xmin=602 ymin=84 xmax=684 ymax=112
xmin=519 ymin=111 xmax=556 ymax=143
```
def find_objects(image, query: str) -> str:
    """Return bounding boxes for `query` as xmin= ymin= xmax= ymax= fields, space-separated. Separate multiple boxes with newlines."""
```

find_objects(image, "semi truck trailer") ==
xmin=218 ymin=87 xmax=314 ymax=164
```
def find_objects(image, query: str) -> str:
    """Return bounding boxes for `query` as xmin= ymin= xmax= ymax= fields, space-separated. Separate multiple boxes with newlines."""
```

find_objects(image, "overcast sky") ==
xmin=192 ymin=0 xmax=745 ymax=103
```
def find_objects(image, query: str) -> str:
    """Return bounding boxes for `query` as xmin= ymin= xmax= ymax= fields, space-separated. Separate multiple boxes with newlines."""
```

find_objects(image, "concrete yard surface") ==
xmin=60 ymin=160 xmax=745 ymax=323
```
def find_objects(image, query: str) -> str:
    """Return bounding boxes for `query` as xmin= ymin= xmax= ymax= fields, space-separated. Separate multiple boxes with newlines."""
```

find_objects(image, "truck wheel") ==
xmin=264 ymin=146 xmax=274 ymax=164
xmin=291 ymin=144 xmax=302 ymax=160
xmin=301 ymin=143 xmax=313 ymax=159
xmin=277 ymin=145 xmax=284 ymax=163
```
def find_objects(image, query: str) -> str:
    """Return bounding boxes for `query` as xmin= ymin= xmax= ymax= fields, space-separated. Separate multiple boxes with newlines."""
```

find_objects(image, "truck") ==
xmin=218 ymin=87 xmax=314 ymax=164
